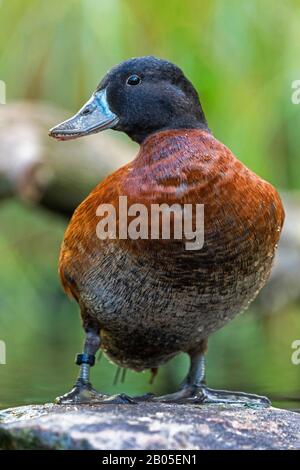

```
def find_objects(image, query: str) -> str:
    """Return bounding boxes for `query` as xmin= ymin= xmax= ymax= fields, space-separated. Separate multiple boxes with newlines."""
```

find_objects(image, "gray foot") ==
xmin=151 ymin=385 xmax=271 ymax=408
xmin=132 ymin=393 xmax=155 ymax=402
xmin=55 ymin=380 xmax=135 ymax=405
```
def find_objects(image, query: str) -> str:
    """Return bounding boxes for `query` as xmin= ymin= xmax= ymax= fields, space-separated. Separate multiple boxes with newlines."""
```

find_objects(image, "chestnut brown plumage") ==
xmin=50 ymin=57 xmax=284 ymax=405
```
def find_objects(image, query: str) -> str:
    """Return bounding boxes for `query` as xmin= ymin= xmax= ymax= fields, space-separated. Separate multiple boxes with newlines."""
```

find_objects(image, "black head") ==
xmin=49 ymin=56 xmax=208 ymax=144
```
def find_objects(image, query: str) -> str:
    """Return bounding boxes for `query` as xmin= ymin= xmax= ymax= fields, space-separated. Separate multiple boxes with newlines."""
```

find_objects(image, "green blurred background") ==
xmin=0 ymin=0 xmax=300 ymax=410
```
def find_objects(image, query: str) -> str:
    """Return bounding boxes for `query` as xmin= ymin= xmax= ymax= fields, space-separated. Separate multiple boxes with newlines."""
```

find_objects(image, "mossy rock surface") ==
xmin=0 ymin=403 xmax=299 ymax=450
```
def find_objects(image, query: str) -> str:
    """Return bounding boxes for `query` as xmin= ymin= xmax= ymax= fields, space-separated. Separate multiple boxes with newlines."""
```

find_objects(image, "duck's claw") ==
xmin=150 ymin=385 xmax=271 ymax=408
xmin=55 ymin=382 xmax=108 ymax=405
xmin=55 ymin=380 xmax=135 ymax=405
xmin=101 ymin=393 xmax=136 ymax=404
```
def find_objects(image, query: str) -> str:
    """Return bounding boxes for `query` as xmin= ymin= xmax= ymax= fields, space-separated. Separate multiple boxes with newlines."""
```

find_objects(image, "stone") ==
xmin=0 ymin=403 xmax=299 ymax=450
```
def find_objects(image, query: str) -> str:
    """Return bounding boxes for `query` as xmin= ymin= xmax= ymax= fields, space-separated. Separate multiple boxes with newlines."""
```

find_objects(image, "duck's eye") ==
xmin=126 ymin=75 xmax=141 ymax=86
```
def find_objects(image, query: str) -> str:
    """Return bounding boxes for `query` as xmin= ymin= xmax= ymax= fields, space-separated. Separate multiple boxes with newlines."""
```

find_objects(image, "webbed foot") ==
xmin=56 ymin=379 xmax=135 ymax=405
xmin=151 ymin=385 xmax=271 ymax=408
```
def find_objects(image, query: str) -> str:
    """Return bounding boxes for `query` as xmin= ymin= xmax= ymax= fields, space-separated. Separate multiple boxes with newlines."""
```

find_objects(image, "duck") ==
xmin=49 ymin=56 xmax=284 ymax=405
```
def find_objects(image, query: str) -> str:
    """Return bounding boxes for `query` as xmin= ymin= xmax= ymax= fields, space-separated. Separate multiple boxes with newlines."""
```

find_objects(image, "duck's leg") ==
xmin=56 ymin=324 xmax=134 ymax=405
xmin=151 ymin=341 xmax=271 ymax=408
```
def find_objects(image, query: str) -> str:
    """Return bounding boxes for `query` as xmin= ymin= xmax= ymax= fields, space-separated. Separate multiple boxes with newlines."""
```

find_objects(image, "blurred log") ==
xmin=0 ymin=101 xmax=135 ymax=216
xmin=0 ymin=102 xmax=299 ymax=314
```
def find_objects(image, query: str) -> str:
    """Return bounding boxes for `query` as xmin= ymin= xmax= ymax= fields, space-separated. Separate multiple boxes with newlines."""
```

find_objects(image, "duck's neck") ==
xmin=125 ymin=105 xmax=209 ymax=144
xmin=134 ymin=128 xmax=212 ymax=166
xmin=129 ymin=121 xmax=209 ymax=144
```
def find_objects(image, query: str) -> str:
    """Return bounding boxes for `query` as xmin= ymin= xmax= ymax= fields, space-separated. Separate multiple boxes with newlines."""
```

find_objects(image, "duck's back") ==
xmin=59 ymin=129 xmax=284 ymax=370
